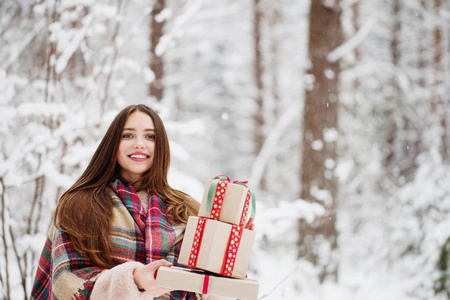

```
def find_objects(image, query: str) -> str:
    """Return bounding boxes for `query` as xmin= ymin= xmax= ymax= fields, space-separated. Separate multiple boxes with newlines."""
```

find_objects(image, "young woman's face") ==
xmin=117 ymin=111 xmax=156 ymax=184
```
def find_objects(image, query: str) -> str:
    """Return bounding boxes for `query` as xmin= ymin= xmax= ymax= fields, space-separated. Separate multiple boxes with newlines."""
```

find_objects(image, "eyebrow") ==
xmin=122 ymin=128 xmax=155 ymax=132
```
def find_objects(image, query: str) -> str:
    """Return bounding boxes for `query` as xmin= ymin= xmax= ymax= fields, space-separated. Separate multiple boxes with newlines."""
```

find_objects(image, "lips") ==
xmin=128 ymin=152 xmax=150 ymax=160
xmin=129 ymin=154 xmax=149 ymax=159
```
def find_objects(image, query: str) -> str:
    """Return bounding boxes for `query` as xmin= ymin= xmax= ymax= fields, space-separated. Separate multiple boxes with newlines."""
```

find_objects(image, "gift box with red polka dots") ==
xmin=178 ymin=216 xmax=256 ymax=279
xmin=198 ymin=178 xmax=253 ymax=227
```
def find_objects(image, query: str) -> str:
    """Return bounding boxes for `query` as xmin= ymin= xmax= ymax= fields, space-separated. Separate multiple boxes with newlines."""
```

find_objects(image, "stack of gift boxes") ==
xmin=156 ymin=176 xmax=259 ymax=300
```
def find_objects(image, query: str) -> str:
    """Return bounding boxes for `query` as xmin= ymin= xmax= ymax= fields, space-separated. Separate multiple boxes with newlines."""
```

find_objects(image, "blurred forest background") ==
xmin=1 ymin=0 xmax=450 ymax=299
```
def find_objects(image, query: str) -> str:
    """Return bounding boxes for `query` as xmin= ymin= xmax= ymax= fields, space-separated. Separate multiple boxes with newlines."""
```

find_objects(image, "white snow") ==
xmin=1 ymin=0 xmax=449 ymax=299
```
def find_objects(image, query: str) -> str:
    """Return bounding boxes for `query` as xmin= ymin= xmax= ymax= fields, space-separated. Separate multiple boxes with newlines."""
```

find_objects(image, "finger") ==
xmin=149 ymin=259 xmax=173 ymax=272
xmin=245 ymin=217 xmax=255 ymax=230
xmin=153 ymin=259 xmax=173 ymax=268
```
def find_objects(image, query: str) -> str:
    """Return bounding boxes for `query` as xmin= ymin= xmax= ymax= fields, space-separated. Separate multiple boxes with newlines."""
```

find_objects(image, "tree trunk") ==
xmin=298 ymin=0 xmax=341 ymax=282
xmin=252 ymin=0 xmax=266 ymax=189
xmin=383 ymin=0 xmax=401 ymax=177
xmin=252 ymin=0 xmax=264 ymax=156
xmin=149 ymin=0 xmax=165 ymax=102
xmin=0 ymin=177 xmax=10 ymax=299
xmin=269 ymin=2 xmax=281 ymax=119
xmin=430 ymin=0 xmax=447 ymax=161
xmin=350 ymin=0 xmax=361 ymax=107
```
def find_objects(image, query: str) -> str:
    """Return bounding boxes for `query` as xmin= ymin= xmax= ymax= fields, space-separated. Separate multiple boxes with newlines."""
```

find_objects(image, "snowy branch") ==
xmin=155 ymin=0 xmax=205 ymax=56
xmin=55 ymin=15 xmax=93 ymax=75
xmin=1 ymin=21 xmax=46 ymax=71
xmin=258 ymin=263 xmax=301 ymax=299
xmin=327 ymin=13 xmax=377 ymax=63
xmin=249 ymin=101 xmax=301 ymax=189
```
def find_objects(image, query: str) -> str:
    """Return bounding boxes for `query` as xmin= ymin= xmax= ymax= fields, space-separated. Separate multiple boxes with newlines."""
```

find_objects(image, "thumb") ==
xmin=150 ymin=259 xmax=173 ymax=272
xmin=150 ymin=259 xmax=172 ymax=280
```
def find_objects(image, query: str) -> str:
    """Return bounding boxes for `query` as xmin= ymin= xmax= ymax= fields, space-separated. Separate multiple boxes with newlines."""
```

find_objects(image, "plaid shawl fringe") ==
xmin=30 ymin=178 xmax=196 ymax=300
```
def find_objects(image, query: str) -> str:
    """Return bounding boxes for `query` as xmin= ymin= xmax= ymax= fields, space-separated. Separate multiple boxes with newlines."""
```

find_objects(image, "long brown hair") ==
xmin=54 ymin=104 xmax=199 ymax=268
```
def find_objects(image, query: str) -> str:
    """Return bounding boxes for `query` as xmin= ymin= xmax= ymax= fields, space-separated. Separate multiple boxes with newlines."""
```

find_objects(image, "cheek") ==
xmin=116 ymin=142 xmax=128 ymax=164
xmin=118 ymin=140 xmax=131 ymax=155
xmin=149 ymin=143 xmax=156 ymax=162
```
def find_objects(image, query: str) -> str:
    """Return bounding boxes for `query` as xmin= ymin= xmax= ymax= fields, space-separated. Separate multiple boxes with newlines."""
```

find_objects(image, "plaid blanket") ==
xmin=31 ymin=178 xmax=197 ymax=300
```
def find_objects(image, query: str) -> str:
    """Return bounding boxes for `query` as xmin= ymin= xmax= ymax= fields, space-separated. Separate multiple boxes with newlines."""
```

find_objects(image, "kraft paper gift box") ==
xmin=178 ymin=216 xmax=256 ymax=279
xmin=155 ymin=266 xmax=259 ymax=300
xmin=198 ymin=178 xmax=254 ymax=226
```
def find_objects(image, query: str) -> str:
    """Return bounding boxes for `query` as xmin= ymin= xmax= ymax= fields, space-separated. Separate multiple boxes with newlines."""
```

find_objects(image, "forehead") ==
xmin=123 ymin=111 xmax=154 ymax=129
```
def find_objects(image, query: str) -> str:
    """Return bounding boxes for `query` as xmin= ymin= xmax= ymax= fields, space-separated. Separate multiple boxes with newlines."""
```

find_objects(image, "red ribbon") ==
xmin=188 ymin=218 xmax=207 ymax=268
xmin=188 ymin=218 xmax=245 ymax=278
xmin=233 ymin=180 xmax=248 ymax=185
xmin=239 ymin=191 xmax=251 ymax=226
xmin=214 ymin=175 xmax=230 ymax=182
xmin=202 ymin=275 xmax=210 ymax=294
xmin=220 ymin=224 xmax=244 ymax=277
xmin=210 ymin=180 xmax=228 ymax=220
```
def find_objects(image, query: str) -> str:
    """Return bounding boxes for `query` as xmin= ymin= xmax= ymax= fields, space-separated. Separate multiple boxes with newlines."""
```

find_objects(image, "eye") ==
xmin=122 ymin=133 xmax=133 ymax=139
xmin=146 ymin=134 xmax=156 ymax=140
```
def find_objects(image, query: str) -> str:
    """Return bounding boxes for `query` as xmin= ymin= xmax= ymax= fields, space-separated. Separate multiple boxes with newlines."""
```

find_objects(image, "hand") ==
xmin=244 ymin=217 xmax=255 ymax=230
xmin=133 ymin=259 xmax=173 ymax=296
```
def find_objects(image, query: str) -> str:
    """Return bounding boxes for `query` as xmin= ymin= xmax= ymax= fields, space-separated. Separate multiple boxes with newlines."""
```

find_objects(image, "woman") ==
xmin=31 ymin=104 xmax=201 ymax=299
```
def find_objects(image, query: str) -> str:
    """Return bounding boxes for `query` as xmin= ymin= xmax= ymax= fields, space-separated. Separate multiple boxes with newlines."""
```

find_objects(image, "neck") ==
xmin=133 ymin=181 xmax=144 ymax=191
xmin=117 ymin=175 xmax=144 ymax=191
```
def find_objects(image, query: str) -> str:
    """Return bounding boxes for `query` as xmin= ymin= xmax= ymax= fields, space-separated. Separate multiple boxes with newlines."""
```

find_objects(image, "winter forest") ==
xmin=1 ymin=0 xmax=450 ymax=299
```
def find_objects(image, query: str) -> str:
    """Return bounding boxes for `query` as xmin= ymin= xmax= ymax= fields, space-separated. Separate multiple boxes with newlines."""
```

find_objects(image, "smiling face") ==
xmin=116 ymin=111 xmax=156 ymax=185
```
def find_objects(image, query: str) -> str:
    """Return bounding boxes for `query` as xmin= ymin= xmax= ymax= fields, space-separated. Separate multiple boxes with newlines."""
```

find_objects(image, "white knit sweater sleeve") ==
xmin=90 ymin=261 xmax=154 ymax=300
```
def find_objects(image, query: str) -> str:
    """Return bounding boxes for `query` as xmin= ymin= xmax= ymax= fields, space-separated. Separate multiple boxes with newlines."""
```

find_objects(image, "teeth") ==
xmin=130 ymin=154 xmax=147 ymax=159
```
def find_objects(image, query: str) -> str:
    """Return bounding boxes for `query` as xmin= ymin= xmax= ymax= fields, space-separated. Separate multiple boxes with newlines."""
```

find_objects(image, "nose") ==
xmin=134 ymin=138 xmax=146 ymax=149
